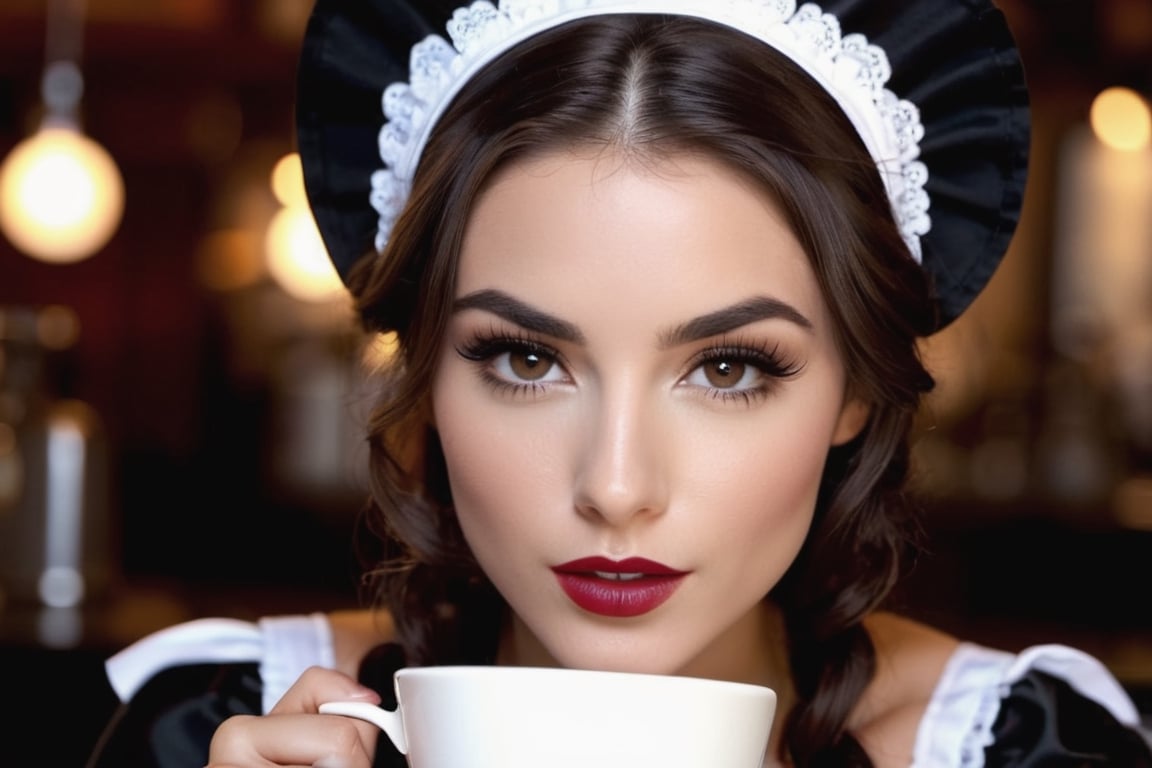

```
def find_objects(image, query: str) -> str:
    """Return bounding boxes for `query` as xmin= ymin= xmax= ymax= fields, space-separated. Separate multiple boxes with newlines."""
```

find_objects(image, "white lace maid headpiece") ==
xmin=296 ymin=0 xmax=1030 ymax=329
xmin=370 ymin=0 xmax=928 ymax=260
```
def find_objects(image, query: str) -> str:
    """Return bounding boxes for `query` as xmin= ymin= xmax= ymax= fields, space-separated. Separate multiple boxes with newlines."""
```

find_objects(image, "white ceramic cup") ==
xmin=320 ymin=665 xmax=776 ymax=768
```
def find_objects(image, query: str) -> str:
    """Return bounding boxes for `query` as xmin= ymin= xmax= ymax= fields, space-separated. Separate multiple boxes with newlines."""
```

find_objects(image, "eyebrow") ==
xmin=660 ymin=296 xmax=813 ymax=347
xmin=453 ymin=289 xmax=586 ymax=343
xmin=453 ymin=289 xmax=812 ymax=346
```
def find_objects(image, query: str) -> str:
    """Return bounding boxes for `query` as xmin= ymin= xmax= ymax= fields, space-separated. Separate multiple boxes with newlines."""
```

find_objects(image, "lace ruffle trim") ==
xmin=370 ymin=0 xmax=929 ymax=260
xmin=957 ymin=679 xmax=1011 ymax=767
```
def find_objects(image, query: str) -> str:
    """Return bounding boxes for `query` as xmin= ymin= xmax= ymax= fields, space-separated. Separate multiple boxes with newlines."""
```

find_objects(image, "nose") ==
xmin=572 ymin=382 xmax=669 ymax=526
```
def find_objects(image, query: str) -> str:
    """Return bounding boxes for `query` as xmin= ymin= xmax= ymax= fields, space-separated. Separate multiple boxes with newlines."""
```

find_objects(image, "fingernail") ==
xmin=344 ymin=684 xmax=381 ymax=701
xmin=313 ymin=758 xmax=351 ymax=768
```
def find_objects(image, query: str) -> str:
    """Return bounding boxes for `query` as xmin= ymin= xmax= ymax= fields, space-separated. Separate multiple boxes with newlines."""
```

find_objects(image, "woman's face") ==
xmin=431 ymin=148 xmax=867 ymax=678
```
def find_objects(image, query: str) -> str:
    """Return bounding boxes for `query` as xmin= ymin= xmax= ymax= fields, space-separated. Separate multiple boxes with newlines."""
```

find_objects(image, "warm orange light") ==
xmin=0 ymin=125 xmax=124 ymax=263
xmin=36 ymin=304 xmax=81 ymax=350
xmin=271 ymin=152 xmax=308 ymax=208
xmin=196 ymin=228 xmax=264 ymax=292
xmin=1090 ymin=87 xmax=1152 ymax=152
xmin=265 ymin=152 xmax=343 ymax=303
xmin=265 ymin=206 xmax=343 ymax=303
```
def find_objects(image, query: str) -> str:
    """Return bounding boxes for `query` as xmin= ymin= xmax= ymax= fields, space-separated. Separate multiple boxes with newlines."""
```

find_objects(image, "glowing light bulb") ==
xmin=0 ymin=124 xmax=125 ymax=263
xmin=1090 ymin=87 xmax=1152 ymax=152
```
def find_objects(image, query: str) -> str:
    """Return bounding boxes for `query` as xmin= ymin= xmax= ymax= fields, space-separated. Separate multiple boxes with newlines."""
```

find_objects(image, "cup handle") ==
xmin=319 ymin=700 xmax=408 ymax=754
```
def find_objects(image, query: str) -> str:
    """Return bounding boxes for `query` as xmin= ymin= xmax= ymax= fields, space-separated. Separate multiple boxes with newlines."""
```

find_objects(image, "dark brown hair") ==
xmin=347 ymin=14 xmax=936 ymax=765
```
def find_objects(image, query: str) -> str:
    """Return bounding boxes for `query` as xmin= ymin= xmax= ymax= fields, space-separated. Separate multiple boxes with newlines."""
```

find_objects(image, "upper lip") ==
xmin=552 ymin=556 xmax=687 ymax=576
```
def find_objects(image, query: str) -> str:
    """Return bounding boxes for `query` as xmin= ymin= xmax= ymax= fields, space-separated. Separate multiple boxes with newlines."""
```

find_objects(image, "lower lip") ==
xmin=554 ymin=573 xmax=685 ymax=617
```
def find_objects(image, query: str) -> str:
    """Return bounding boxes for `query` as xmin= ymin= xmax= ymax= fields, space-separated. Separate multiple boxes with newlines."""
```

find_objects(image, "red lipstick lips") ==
xmin=552 ymin=557 xmax=687 ymax=618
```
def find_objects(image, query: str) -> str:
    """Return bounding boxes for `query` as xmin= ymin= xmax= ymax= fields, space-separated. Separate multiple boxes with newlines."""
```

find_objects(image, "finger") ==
xmin=268 ymin=667 xmax=382 ymax=764
xmin=269 ymin=666 xmax=381 ymax=715
xmin=209 ymin=712 xmax=377 ymax=768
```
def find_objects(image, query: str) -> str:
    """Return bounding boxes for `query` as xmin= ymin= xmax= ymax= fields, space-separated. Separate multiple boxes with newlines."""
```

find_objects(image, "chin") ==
xmin=545 ymin=635 xmax=696 ymax=677
xmin=509 ymin=608 xmax=713 ymax=676
xmin=562 ymin=655 xmax=683 ymax=676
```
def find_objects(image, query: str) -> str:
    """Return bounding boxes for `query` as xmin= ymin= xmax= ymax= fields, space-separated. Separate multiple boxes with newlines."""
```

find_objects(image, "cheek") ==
xmin=701 ymin=439 xmax=826 ymax=523
xmin=431 ymin=383 xmax=562 ymax=541
xmin=434 ymin=402 xmax=503 ymax=510
xmin=433 ymin=401 xmax=575 ymax=612
xmin=682 ymin=405 xmax=837 ymax=554
xmin=434 ymin=410 xmax=513 ymax=570
xmin=693 ymin=461 xmax=820 ymax=616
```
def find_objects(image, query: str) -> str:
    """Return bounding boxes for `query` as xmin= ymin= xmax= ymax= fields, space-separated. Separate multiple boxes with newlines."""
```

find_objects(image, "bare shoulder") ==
xmin=849 ymin=612 xmax=962 ymax=768
xmin=327 ymin=609 xmax=397 ymax=677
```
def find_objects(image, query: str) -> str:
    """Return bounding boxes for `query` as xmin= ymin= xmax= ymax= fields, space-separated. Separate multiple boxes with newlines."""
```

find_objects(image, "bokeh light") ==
xmin=0 ymin=125 xmax=124 ymax=263
xmin=1090 ymin=86 xmax=1152 ymax=152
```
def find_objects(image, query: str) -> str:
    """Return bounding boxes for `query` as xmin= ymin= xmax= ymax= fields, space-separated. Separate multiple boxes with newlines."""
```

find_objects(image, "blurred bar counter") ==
xmin=0 ymin=579 xmax=360 ymax=653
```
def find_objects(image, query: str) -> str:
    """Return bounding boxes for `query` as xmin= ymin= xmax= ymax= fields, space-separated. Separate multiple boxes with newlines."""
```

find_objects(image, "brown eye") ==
xmin=508 ymin=350 xmax=554 ymax=381
xmin=703 ymin=359 xmax=747 ymax=388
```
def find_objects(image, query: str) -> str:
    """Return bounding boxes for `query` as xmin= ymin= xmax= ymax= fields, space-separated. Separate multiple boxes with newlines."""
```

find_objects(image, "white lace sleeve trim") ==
xmin=911 ymin=642 xmax=1142 ymax=768
xmin=104 ymin=612 xmax=336 ymax=714
xmin=258 ymin=613 xmax=336 ymax=713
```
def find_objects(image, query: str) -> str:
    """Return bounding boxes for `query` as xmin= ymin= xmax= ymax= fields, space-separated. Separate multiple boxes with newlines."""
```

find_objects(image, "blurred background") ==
xmin=1 ymin=0 xmax=1151 ymax=763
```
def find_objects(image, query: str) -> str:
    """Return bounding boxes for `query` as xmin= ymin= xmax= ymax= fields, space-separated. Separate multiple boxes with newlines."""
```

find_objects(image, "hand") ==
xmin=206 ymin=666 xmax=382 ymax=767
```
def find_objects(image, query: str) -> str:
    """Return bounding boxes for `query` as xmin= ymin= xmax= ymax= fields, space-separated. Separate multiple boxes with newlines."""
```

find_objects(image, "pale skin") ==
xmin=207 ymin=149 xmax=960 ymax=767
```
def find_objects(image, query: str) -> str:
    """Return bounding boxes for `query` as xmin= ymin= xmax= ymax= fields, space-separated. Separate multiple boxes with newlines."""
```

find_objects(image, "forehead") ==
xmin=455 ymin=148 xmax=828 ymax=326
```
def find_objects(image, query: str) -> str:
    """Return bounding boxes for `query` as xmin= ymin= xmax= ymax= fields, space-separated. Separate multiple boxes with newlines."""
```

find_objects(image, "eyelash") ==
xmin=455 ymin=331 xmax=567 ymax=397
xmin=686 ymin=341 xmax=803 ymax=404
xmin=454 ymin=331 xmax=803 ymax=402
